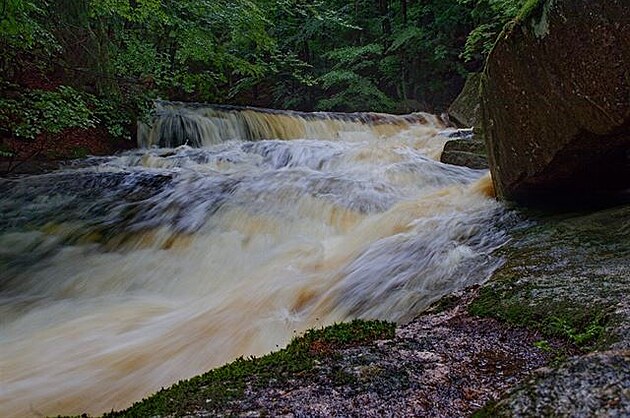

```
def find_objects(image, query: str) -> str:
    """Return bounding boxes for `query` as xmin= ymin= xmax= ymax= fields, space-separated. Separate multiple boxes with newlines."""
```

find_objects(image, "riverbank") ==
xmin=105 ymin=202 xmax=629 ymax=417
xmin=0 ymin=125 xmax=135 ymax=177
xmin=105 ymin=290 xmax=568 ymax=417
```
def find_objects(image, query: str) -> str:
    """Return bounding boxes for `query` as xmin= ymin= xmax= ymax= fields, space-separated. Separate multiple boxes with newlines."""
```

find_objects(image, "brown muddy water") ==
xmin=0 ymin=105 xmax=513 ymax=416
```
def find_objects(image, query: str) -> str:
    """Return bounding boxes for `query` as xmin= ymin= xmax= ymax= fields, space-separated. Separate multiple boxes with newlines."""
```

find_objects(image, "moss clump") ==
xmin=469 ymin=286 xmax=612 ymax=350
xmin=429 ymin=293 xmax=463 ymax=313
xmin=517 ymin=0 xmax=546 ymax=22
xmin=103 ymin=319 xmax=395 ymax=417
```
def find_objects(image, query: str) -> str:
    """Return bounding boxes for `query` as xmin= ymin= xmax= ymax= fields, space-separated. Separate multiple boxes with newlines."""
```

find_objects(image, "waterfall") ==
xmin=138 ymin=101 xmax=446 ymax=148
xmin=0 ymin=104 xmax=511 ymax=417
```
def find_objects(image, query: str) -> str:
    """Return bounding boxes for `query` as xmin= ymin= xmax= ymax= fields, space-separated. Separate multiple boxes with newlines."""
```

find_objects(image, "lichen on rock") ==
xmin=479 ymin=351 xmax=630 ymax=417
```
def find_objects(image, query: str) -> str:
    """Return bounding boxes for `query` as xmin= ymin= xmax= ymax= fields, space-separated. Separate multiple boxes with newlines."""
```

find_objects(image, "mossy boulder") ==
xmin=481 ymin=0 xmax=630 ymax=204
xmin=448 ymin=72 xmax=482 ymax=128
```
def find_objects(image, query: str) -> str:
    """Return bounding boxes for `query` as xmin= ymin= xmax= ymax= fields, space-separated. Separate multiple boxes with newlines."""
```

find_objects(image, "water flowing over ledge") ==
xmin=0 ymin=105 xmax=513 ymax=416
xmin=138 ymin=101 xmax=446 ymax=148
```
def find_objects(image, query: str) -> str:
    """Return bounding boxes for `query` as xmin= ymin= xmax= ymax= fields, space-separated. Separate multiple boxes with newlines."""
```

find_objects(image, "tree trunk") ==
xmin=401 ymin=0 xmax=407 ymax=25
xmin=378 ymin=0 xmax=391 ymax=36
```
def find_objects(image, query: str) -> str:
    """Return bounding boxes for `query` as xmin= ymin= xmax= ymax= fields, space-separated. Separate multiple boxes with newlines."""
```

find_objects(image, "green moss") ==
xmin=469 ymin=285 xmax=612 ymax=350
xmin=70 ymin=146 xmax=90 ymax=159
xmin=103 ymin=319 xmax=395 ymax=417
xmin=332 ymin=368 xmax=356 ymax=386
xmin=516 ymin=0 xmax=546 ymax=22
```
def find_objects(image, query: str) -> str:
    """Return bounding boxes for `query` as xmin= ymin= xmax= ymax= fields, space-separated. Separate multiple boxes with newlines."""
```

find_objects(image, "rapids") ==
xmin=0 ymin=105 xmax=513 ymax=416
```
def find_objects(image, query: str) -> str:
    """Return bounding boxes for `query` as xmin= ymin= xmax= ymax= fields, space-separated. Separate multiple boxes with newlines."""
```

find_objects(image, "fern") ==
xmin=462 ymin=23 xmax=498 ymax=61
xmin=462 ymin=0 xmax=528 ymax=62
xmin=318 ymin=70 xmax=361 ymax=90
xmin=324 ymin=44 xmax=383 ymax=66
xmin=388 ymin=26 xmax=426 ymax=53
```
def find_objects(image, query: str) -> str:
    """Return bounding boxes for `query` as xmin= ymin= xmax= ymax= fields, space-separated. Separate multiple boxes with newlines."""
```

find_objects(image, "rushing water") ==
xmin=1 ymin=104 xmax=512 ymax=416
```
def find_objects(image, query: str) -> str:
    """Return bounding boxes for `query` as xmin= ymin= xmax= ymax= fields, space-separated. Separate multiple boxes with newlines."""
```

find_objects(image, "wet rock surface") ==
xmin=440 ymin=139 xmax=489 ymax=169
xmin=487 ymin=351 xmax=630 ymax=417
xmin=470 ymin=203 xmax=630 ymax=417
xmin=471 ymin=204 xmax=630 ymax=348
xmin=0 ymin=159 xmax=66 ymax=176
xmin=481 ymin=0 xmax=630 ymax=203
xmin=194 ymin=295 xmax=561 ymax=417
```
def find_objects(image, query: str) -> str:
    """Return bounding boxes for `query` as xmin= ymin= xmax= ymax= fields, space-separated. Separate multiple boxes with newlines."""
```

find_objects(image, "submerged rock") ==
xmin=481 ymin=0 xmax=630 ymax=204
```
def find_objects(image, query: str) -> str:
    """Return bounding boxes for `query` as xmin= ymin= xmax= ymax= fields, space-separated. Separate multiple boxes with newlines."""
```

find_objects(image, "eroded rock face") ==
xmin=481 ymin=0 xmax=630 ymax=204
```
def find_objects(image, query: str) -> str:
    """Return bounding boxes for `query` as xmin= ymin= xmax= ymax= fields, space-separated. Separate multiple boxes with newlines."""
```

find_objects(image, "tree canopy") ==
xmin=0 ymin=0 xmax=528 ymax=154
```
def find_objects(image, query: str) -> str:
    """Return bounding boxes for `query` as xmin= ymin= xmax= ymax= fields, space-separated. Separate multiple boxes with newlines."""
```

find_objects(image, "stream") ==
xmin=0 ymin=104 xmax=515 ymax=416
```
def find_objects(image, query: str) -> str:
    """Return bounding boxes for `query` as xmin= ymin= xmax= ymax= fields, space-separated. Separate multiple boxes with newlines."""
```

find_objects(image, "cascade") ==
xmin=0 ymin=104 xmax=511 ymax=416
xmin=138 ymin=101 xmax=445 ymax=148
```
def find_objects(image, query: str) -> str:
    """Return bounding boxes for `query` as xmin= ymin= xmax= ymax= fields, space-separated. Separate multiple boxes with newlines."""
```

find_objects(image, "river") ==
xmin=0 ymin=104 xmax=513 ymax=416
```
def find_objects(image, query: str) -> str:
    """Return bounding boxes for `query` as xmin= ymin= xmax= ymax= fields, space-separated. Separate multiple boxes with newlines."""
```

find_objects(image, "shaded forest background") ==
xmin=0 ymin=0 xmax=528 ymax=159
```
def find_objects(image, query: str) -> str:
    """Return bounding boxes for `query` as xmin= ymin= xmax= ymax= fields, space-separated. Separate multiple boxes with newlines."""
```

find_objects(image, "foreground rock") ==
xmin=469 ymin=205 xmax=630 ymax=417
xmin=106 ymin=294 xmax=561 ymax=418
xmin=484 ymin=351 xmax=630 ymax=417
xmin=470 ymin=204 xmax=630 ymax=349
xmin=481 ymin=0 xmax=630 ymax=203
xmin=470 ymin=202 xmax=630 ymax=416
xmin=227 ymin=307 xmax=554 ymax=417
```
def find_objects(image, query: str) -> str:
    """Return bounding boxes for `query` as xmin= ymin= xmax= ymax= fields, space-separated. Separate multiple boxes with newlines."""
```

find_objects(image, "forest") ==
xmin=0 ymin=0 xmax=528 ymax=156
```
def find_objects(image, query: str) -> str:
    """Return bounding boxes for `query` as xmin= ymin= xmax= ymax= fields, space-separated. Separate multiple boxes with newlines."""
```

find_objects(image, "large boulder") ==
xmin=448 ymin=73 xmax=482 ymax=128
xmin=481 ymin=0 xmax=630 ymax=203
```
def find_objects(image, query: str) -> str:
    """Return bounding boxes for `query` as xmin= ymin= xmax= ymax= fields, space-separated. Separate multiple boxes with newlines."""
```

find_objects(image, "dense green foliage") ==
xmin=0 ymin=0 xmax=528 ymax=154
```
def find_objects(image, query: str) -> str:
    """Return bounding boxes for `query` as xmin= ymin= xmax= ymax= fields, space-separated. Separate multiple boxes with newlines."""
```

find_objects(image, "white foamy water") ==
xmin=0 ymin=108 xmax=510 ymax=416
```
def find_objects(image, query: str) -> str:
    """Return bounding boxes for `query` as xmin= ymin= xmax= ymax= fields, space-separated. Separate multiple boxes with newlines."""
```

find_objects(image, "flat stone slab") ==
xmin=440 ymin=139 xmax=489 ymax=169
